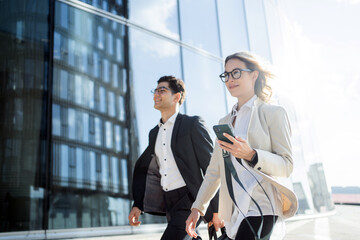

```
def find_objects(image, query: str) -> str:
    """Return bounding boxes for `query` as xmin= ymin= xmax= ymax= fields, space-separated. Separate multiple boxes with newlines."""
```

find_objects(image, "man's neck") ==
xmin=160 ymin=107 xmax=178 ymax=123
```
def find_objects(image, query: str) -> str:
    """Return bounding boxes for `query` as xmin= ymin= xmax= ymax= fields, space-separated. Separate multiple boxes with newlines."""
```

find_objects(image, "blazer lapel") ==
xmin=171 ymin=113 xmax=183 ymax=151
xmin=149 ymin=126 xmax=160 ymax=147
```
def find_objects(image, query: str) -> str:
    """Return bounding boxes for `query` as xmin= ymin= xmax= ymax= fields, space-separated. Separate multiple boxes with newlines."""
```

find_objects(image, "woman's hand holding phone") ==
xmin=213 ymin=124 xmax=255 ymax=161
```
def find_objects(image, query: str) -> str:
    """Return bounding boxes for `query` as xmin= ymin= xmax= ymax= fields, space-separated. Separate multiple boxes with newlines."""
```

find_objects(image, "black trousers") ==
xmin=161 ymin=186 xmax=201 ymax=240
xmin=235 ymin=215 xmax=278 ymax=240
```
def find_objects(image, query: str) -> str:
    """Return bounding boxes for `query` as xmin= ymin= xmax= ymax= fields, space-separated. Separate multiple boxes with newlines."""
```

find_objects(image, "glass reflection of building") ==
xmin=0 ymin=0 xmax=333 ymax=239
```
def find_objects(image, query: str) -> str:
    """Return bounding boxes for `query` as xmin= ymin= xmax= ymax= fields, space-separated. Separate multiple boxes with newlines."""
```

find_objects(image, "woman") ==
xmin=185 ymin=52 xmax=298 ymax=240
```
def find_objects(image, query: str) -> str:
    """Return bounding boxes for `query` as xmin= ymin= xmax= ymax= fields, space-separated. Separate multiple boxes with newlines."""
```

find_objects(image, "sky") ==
xmin=279 ymin=0 xmax=360 ymax=187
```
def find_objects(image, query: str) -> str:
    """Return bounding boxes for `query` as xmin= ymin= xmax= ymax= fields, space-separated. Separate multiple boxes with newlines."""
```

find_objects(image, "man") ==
xmin=128 ymin=76 xmax=220 ymax=240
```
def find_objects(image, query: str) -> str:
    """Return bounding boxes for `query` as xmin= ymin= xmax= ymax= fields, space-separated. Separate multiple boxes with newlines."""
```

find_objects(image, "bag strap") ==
xmin=222 ymin=150 xmax=274 ymax=240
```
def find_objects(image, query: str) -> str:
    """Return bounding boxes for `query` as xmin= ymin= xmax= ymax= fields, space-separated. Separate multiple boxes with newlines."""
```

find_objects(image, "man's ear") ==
xmin=173 ymin=92 xmax=181 ymax=104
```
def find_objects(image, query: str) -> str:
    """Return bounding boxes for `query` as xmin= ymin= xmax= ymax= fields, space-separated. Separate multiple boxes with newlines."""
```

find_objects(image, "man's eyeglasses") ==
xmin=219 ymin=68 xmax=253 ymax=83
xmin=151 ymin=86 xmax=173 ymax=95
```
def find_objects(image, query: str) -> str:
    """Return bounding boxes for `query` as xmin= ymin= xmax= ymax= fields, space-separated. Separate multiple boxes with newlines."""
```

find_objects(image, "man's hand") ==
xmin=185 ymin=208 xmax=201 ymax=238
xmin=128 ymin=207 xmax=142 ymax=226
xmin=208 ymin=213 xmax=225 ymax=232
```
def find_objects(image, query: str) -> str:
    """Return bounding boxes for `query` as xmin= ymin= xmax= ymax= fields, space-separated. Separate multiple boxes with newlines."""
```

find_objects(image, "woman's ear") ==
xmin=252 ymin=70 xmax=259 ymax=82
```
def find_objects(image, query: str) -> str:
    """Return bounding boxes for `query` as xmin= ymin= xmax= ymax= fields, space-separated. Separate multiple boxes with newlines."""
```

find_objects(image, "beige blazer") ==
xmin=192 ymin=98 xmax=298 ymax=221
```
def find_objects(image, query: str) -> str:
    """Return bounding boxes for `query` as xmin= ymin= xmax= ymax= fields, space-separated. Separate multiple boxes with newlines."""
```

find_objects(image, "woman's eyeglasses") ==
xmin=219 ymin=68 xmax=253 ymax=83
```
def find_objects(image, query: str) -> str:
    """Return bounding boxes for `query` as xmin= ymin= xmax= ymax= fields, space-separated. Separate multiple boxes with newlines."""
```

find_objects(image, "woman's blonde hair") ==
xmin=225 ymin=52 xmax=273 ymax=102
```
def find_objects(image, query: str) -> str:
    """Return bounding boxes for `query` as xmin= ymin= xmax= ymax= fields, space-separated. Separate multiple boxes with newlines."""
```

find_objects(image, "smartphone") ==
xmin=213 ymin=124 xmax=234 ymax=144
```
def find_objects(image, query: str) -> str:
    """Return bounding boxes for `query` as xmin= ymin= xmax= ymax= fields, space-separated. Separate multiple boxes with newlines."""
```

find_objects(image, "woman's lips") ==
xmin=228 ymin=84 xmax=239 ymax=89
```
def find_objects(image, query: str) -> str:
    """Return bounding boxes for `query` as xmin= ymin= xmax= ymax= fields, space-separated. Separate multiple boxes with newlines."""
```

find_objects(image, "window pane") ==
xmin=60 ymin=70 xmax=68 ymax=99
xmin=129 ymin=28 xmax=182 ymax=151
xmin=103 ymin=59 xmax=110 ymax=83
xmin=76 ymin=148 xmax=83 ymax=188
xmin=108 ymin=91 xmax=116 ymax=117
xmin=82 ymin=77 xmax=94 ymax=108
xmin=179 ymin=0 xmax=220 ymax=55
xmin=99 ymin=86 xmax=106 ymax=113
xmin=75 ymin=75 xmax=82 ymax=105
xmin=53 ymin=104 xmax=61 ymax=136
xmin=95 ymin=117 xmax=102 ymax=146
xmin=115 ymin=125 xmax=122 ymax=152
xmin=120 ymin=159 xmax=128 ymax=194
xmin=105 ymin=121 xmax=113 ymax=149
xmin=111 ymin=157 xmax=119 ymax=193
xmin=243 ymin=0 xmax=271 ymax=59
xmin=68 ymin=108 xmax=76 ymax=140
xmin=83 ymin=112 xmax=89 ymax=143
xmin=60 ymin=144 xmax=69 ymax=187
xmin=54 ymin=32 xmax=61 ymax=59
xmin=101 ymin=154 xmax=109 ymax=190
xmin=118 ymin=95 xmax=125 ymax=121
xmin=129 ymin=0 xmax=179 ymax=39
xmin=182 ymin=49 xmax=227 ymax=136
xmin=217 ymin=0 xmax=250 ymax=56
xmin=89 ymin=151 xmax=96 ymax=190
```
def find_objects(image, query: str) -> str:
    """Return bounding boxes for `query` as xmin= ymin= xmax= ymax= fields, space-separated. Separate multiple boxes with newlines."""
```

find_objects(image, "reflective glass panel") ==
xmin=243 ymin=0 xmax=271 ymax=60
xmin=78 ymin=0 xmax=125 ymax=16
xmin=49 ymin=0 xmax=130 ymax=229
xmin=0 ymin=0 xmax=49 ymax=231
xmin=182 ymin=49 xmax=227 ymax=136
xmin=129 ymin=28 xmax=182 ymax=152
xmin=217 ymin=0 xmax=250 ymax=56
xmin=179 ymin=0 xmax=221 ymax=55
xmin=129 ymin=0 xmax=179 ymax=39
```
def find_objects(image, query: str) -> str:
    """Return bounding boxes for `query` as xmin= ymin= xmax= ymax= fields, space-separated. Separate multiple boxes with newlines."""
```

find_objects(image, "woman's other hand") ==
xmin=208 ymin=213 xmax=225 ymax=232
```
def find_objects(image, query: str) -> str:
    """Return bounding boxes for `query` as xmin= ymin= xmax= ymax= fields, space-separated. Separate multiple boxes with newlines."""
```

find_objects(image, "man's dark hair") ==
xmin=157 ymin=75 xmax=186 ymax=105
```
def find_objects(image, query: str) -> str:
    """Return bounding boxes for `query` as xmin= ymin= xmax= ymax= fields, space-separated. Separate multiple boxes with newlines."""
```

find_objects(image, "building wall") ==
xmin=0 ymin=0 xmax=333 ymax=238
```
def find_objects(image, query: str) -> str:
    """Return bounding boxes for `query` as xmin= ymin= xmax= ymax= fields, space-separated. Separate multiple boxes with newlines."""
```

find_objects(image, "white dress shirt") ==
xmin=225 ymin=95 xmax=279 ymax=239
xmin=155 ymin=111 xmax=186 ymax=192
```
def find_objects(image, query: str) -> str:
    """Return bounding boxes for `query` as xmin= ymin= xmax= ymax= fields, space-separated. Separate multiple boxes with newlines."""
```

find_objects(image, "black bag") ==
xmin=208 ymin=225 xmax=228 ymax=240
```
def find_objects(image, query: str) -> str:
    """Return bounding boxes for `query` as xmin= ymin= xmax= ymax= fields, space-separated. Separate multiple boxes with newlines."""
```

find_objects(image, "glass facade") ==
xmin=51 ymin=0 xmax=131 ymax=229
xmin=0 ymin=0 xmax=50 ymax=231
xmin=0 ymin=0 xmax=333 ymax=238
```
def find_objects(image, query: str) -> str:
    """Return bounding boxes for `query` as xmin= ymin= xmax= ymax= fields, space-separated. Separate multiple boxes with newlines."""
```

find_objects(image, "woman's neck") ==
xmin=236 ymin=94 xmax=255 ymax=110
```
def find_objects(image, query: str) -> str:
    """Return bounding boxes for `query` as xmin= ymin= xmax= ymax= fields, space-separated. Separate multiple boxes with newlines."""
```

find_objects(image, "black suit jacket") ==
xmin=132 ymin=113 xmax=219 ymax=222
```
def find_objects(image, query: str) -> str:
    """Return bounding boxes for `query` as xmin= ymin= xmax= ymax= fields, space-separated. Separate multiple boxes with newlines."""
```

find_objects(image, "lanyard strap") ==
xmin=222 ymin=150 xmax=274 ymax=240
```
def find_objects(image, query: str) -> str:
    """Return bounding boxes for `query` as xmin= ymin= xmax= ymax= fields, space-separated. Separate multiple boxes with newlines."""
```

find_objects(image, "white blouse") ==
xmin=225 ymin=95 xmax=279 ymax=239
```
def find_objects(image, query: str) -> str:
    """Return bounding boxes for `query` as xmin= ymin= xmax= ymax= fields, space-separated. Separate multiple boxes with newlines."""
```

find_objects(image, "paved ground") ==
xmin=284 ymin=204 xmax=360 ymax=240
xmin=74 ymin=204 xmax=359 ymax=240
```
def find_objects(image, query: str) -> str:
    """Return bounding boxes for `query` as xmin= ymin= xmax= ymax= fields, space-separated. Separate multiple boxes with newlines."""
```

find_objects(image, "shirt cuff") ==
xmin=248 ymin=150 xmax=258 ymax=168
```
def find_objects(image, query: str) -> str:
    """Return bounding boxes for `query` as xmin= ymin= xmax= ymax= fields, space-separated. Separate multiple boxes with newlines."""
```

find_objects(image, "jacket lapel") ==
xmin=149 ymin=125 xmax=160 ymax=148
xmin=171 ymin=113 xmax=183 ymax=151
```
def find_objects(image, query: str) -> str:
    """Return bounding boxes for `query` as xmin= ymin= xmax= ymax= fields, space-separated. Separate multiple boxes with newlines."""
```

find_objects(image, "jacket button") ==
xmin=257 ymin=167 xmax=261 ymax=170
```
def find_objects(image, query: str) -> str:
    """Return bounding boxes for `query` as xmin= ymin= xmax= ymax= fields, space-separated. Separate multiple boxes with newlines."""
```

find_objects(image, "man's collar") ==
xmin=158 ymin=111 xmax=179 ymax=127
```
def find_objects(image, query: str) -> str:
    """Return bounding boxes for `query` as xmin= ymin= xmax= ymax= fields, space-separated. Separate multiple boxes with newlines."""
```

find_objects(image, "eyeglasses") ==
xmin=219 ymin=68 xmax=253 ymax=83
xmin=151 ymin=86 xmax=173 ymax=95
